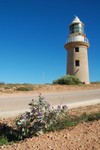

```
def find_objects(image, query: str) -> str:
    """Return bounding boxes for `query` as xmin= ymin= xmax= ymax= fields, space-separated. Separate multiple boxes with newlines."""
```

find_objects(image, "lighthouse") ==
xmin=64 ymin=16 xmax=90 ymax=84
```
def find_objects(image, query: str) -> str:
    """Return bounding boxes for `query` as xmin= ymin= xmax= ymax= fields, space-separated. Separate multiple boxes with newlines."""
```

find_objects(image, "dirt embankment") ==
xmin=0 ymin=84 xmax=100 ymax=97
xmin=0 ymin=104 xmax=100 ymax=150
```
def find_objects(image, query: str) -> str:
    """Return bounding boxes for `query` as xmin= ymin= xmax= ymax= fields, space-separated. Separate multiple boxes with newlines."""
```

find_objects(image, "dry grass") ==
xmin=0 ymin=83 xmax=100 ymax=94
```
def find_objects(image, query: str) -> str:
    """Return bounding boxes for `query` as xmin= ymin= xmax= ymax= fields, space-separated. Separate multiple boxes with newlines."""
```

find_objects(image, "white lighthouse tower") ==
xmin=64 ymin=16 xmax=90 ymax=84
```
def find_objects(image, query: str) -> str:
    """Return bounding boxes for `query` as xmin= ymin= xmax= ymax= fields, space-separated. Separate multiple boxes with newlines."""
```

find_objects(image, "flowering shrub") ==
xmin=16 ymin=94 xmax=68 ymax=139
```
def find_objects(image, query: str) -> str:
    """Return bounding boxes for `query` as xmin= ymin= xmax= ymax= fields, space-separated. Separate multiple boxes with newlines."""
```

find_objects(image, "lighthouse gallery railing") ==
xmin=66 ymin=37 xmax=89 ymax=44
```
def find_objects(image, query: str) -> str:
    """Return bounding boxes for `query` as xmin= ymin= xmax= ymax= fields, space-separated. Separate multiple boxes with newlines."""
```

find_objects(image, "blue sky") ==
xmin=0 ymin=0 xmax=100 ymax=84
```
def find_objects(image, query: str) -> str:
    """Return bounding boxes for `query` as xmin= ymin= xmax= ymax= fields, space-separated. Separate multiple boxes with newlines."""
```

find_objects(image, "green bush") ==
xmin=53 ymin=75 xmax=81 ymax=85
xmin=16 ymin=87 xmax=33 ymax=91
xmin=0 ymin=136 xmax=8 ymax=146
xmin=0 ymin=123 xmax=17 ymax=145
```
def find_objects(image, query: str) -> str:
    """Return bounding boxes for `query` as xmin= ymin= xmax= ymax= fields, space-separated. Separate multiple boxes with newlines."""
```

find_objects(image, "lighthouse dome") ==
xmin=70 ymin=16 xmax=83 ymax=25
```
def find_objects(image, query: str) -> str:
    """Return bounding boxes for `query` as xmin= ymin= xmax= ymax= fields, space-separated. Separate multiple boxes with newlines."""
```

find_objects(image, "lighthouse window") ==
xmin=75 ymin=47 xmax=79 ymax=52
xmin=75 ymin=60 xmax=80 ymax=66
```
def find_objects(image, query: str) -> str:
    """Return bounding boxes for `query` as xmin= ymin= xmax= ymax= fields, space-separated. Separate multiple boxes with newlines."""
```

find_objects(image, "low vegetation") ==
xmin=0 ymin=80 xmax=100 ymax=93
xmin=0 ymin=83 xmax=40 ymax=92
xmin=16 ymin=86 xmax=33 ymax=91
xmin=53 ymin=75 xmax=81 ymax=85
xmin=0 ymin=95 xmax=100 ymax=146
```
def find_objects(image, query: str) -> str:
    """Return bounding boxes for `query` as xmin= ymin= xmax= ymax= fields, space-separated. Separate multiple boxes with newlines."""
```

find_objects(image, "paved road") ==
xmin=0 ymin=89 xmax=100 ymax=117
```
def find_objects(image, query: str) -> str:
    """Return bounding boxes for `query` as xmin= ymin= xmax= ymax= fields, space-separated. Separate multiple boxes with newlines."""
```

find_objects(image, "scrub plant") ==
xmin=16 ymin=94 xmax=68 ymax=140
xmin=53 ymin=75 xmax=81 ymax=85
